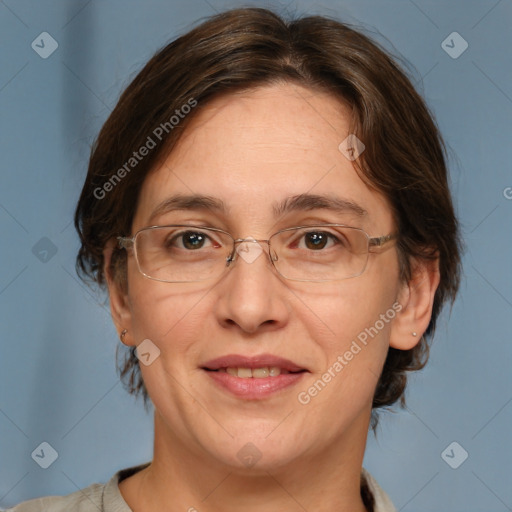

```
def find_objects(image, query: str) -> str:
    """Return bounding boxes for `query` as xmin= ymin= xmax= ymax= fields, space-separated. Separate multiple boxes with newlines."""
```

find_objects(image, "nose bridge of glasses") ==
xmin=233 ymin=237 xmax=271 ymax=247
xmin=227 ymin=237 xmax=276 ymax=266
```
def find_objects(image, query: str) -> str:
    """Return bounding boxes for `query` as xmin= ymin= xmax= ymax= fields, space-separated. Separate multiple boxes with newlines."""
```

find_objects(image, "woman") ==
xmin=11 ymin=7 xmax=461 ymax=512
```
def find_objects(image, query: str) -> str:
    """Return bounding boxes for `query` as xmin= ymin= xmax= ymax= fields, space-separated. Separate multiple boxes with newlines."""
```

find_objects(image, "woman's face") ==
xmin=118 ymin=83 xmax=405 ymax=469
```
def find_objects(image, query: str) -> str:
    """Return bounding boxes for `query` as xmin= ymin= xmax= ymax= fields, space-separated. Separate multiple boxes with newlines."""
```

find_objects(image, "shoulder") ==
xmin=5 ymin=482 xmax=105 ymax=512
xmin=6 ymin=462 xmax=150 ymax=512
xmin=361 ymin=467 xmax=397 ymax=512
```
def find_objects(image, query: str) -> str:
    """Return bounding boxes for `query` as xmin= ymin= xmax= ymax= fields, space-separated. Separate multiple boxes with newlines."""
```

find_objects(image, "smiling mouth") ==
xmin=204 ymin=367 xmax=307 ymax=378
xmin=202 ymin=356 xmax=308 ymax=399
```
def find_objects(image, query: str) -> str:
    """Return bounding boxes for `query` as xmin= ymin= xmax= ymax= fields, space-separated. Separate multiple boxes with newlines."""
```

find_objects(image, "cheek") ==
xmin=313 ymin=288 xmax=394 ymax=381
xmin=297 ymin=296 xmax=396 ymax=436
xmin=127 ymin=280 xmax=212 ymax=412
xmin=126 ymin=263 xmax=208 ymax=355
xmin=302 ymin=260 xmax=400 ymax=399
xmin=308 ymin=269 xmax=399 ymax=346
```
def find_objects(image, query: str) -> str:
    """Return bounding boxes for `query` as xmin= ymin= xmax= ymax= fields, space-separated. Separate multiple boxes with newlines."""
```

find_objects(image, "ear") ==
xmin=389 ymin=255 xmax=440 ymax=350
xmin=103 ymin=239 xmax=135 ymax=347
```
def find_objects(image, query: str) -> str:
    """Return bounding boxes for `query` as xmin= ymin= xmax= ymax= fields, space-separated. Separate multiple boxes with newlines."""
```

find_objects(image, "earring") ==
xmin=120 ymin=329 xmax=128 ymax=343
xmin=412 ymin=332 xmax=418 ymax=337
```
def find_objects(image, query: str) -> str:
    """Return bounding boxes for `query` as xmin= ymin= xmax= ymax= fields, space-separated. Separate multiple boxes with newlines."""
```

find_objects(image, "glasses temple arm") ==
xmin=369 ymin=233 xmax=397 ymax=248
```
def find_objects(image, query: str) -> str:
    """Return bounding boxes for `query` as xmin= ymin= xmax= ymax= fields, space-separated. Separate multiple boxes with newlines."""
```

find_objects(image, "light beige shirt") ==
xmin=7 ymin=463 xmax=396 ymax=512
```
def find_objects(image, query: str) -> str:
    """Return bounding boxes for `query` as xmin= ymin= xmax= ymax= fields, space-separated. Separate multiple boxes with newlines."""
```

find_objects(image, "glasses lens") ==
xmin=271 ymin=225 xmax=369 ymax=281
xmin=134 ymin=226 xmax=233 ymax=282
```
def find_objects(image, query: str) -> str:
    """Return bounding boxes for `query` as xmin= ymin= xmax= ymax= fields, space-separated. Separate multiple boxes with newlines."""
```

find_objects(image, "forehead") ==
xmin=133 ymin=83 xmax=393 ymax=233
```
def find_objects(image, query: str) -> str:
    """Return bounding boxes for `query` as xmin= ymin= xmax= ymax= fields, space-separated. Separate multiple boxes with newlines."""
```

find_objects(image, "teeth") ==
xmin=238 ymin=368 xmax=253 ymax=378
xmin=252 ymin=367 xmax=269 ymax=378
xmin=269 ymin=366 xmax=281 ymax=377
xmin=224 ymin=366 xmax=283 ymax=378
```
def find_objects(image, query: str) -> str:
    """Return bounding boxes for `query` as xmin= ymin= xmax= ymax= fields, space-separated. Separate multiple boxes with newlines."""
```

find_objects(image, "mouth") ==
xmin=201 ymin=354 xmax=308 ymax=399
xmin=205 ymin=366 xmax=306 ymax=378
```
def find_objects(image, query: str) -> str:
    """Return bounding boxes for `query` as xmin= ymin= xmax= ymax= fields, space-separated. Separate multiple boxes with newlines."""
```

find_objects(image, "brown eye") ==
xmin=298 ymin=231 xmax=341 ymax=251
xmin=164 ymin=230 xmax=212 ymax=251
xmin=180 ymin=231 xmax=207 ymax=250
xmin=304 ymin=232 xmax=329 ymax=250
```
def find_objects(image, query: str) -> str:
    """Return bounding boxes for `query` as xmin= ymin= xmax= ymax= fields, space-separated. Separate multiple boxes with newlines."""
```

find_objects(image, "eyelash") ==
xmin=165 ymin=228 xmax=344 ymax=251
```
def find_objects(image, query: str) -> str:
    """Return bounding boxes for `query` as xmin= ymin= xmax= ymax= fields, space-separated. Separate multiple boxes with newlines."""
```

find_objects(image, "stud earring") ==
xmin=412 ymin=332 xmax=418 ymax=337
xmin=120 ymin=329 xmax=128 ymax=343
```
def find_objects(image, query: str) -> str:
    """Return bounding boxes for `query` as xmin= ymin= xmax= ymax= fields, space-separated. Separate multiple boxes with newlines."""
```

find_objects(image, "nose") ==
xmin=214 ymin=238 xmax=289 ymax=334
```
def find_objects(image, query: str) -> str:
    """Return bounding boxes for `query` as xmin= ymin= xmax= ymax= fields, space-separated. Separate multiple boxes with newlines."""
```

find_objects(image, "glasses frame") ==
xmin=117 ymin=224 xmax=397 ymax=283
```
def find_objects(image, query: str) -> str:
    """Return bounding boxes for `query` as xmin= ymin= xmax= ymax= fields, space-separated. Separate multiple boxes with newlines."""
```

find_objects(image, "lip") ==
xmin=202 ymin=353 xmax=307 ymax=372
xmin=201 ymin=353 xmax=308 ymax=400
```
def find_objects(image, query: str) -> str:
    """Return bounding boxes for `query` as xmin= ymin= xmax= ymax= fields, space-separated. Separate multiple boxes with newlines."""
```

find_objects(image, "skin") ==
xmin=104 ymin=83 xmax=439 ymax=512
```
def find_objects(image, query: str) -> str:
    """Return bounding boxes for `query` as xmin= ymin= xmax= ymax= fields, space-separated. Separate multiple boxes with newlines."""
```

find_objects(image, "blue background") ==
xmin=1 ymin=1 xmax=511 ymax=510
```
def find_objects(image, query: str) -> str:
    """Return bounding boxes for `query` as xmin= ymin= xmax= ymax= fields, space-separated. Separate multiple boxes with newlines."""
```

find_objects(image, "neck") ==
xmin=120 ymin=408 xmax=371 ymax=512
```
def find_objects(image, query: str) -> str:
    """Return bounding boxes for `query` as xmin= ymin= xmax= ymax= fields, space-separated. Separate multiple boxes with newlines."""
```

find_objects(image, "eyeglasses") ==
xmin=117 ymin=224 xmax=397 ymax=283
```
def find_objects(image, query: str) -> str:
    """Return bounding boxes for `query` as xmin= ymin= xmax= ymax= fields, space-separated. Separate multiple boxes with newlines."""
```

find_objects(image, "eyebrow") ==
xmin=148 ymin=195 xmax=228 ymax=223
xmin=147 ymin=193 xmax=367 ymax=224
xmin=272 ymin=193 xmax=368 ymax=218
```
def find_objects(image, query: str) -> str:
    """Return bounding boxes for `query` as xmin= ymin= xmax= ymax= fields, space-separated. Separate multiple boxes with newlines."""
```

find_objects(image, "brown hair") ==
xmin=75 ymin=7 xmax=462 ymax=428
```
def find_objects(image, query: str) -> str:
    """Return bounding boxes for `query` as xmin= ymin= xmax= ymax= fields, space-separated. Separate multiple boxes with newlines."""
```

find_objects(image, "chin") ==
xmin=201 ymin=424 xmax=311 ymax=472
